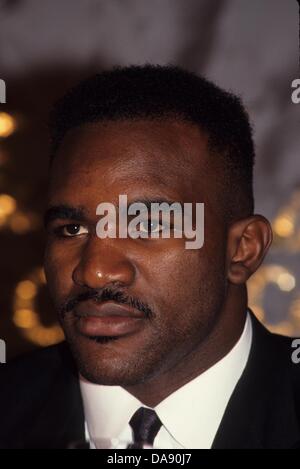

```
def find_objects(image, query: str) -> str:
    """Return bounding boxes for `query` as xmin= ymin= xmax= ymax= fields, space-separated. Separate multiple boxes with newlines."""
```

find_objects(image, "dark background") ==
xmin=0 ymin=0 xmax=299 ymax=360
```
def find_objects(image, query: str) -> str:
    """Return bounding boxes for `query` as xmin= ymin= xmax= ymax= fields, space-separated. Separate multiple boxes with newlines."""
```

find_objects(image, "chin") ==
xmin=77 ymin=358 xmax=151 ymax=387
xmin=67 ymin=333 xmax=152 ymax=386
xmin=78 ymin=366 xmax=132 ymax=386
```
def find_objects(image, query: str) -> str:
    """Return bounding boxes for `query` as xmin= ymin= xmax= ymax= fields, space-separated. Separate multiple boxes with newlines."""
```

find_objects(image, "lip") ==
xmin=74 ymin=300 xmax=145 ymax=337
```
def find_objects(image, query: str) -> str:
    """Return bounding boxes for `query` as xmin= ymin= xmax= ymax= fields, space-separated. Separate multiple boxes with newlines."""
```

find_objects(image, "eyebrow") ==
xmin=44 ymin=198 xmax=183 ymax=227
xmin=44 ymin=205 xmax=88 ymax=228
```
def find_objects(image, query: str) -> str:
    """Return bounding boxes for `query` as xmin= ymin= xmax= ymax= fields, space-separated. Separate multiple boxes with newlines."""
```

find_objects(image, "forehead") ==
xmin=48 ymin=119 xmax=212 ymax=205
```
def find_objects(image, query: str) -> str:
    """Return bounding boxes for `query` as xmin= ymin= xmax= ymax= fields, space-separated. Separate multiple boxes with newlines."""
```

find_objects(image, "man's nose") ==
xmin=72 ymin=238 xmax=136 ymax=289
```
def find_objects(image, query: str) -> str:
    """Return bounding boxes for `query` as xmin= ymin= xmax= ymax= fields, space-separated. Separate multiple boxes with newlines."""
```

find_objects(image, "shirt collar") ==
xmin=80 ymin=377 xmax=142 ymax=444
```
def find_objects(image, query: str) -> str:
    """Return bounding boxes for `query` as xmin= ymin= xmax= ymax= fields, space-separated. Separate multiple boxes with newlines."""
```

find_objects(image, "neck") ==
xmin=124 ymin=284 xmax=248 ymax=407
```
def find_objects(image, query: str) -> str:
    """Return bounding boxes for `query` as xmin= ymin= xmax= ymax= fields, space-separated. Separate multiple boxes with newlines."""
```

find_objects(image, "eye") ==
xmin=54 ymin=224 xmax=89 ymax=237
xmin=139 ymin=219 xmax=166 ymax=234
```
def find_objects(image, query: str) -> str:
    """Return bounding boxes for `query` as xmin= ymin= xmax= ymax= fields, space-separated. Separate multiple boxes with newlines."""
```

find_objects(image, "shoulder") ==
xmin=0 ymin=341 xmax=72 ymax=385
xmin=256 ymin=321 xmax=300 ymax=417
xmin=0 ymin=341 xmax=76 ymax=415
xmin=249 ymin=313 xmax=300 ymax=394
xmin=251 ymin=312 xmax=300 ymax=359
xmin=0 ymin=342 xmax=82 ymax=448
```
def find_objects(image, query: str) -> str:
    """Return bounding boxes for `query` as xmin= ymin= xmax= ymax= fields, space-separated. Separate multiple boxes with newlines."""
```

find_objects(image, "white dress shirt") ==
xmin=80 ymin=312 xmax=252 ymax=449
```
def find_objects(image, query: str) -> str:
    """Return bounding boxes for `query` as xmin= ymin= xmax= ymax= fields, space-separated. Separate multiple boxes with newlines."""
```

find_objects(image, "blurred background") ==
xmin=0 ymin=0 xmax=299 ymax=360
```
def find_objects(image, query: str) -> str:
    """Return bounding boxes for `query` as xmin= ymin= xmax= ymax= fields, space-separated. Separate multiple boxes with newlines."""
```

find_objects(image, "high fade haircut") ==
xmin=49 ymin=64 xmax=255 ymax=223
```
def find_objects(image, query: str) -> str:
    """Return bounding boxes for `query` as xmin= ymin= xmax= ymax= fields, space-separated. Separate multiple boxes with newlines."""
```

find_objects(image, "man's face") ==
xmin=44 ymin=119 xmax=228 ymax=386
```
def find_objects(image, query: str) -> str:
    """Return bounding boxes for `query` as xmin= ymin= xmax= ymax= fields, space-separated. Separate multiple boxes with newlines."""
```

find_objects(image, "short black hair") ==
xmin=49 ymin=64 xmax=255 ymax=222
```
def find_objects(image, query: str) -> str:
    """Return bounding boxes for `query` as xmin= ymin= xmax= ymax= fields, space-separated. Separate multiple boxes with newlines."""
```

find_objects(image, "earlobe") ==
xmin=227 ymin=215 xmax=273 ymax=285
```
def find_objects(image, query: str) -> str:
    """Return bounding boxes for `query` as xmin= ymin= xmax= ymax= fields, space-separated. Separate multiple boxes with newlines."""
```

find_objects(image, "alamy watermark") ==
xmin=291 ymin=1 xmax=300 ymax=103
xmin=291 ymin=78 xmax=300 ymax=104
xmin=0 ymin=79 xmax=6 ymax=361
xmin=292 ymin=338 xmax=300 ymax=364
xmin=95 ymin=195 xmax=204 ymax=249
xmin=0 ymin=79 xmax=6 ymax=103
xmin=0 ymin=339 xmax=6 ymax=364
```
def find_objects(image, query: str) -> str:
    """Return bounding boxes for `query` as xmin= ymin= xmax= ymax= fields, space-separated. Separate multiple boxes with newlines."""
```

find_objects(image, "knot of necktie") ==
xmin=127 ymin=407 xmax=162 ymax=448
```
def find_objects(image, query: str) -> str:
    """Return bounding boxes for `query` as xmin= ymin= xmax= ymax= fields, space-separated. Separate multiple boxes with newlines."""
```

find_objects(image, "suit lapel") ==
xmin=212 ymin=313 xmax=300 ymax=448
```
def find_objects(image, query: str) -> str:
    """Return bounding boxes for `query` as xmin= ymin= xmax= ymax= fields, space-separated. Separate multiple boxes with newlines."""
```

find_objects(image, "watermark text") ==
xmin=95 ymin=195 xmax=204 ymax=249
xmin=0 ymin=79 xmax=6 ymax=103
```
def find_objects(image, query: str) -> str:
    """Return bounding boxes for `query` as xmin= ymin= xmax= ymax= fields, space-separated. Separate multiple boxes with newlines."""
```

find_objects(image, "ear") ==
xmin=227 ymin=215 xmax=273 ymax=284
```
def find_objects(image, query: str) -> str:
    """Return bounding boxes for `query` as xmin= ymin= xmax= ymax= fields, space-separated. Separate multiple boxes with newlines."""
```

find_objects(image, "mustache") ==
xmin=58 ymin=287 xmax=154 ymax=319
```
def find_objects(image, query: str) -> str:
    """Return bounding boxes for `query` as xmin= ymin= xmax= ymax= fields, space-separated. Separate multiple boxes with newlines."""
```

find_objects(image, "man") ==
xmin=1 ymin=65 xmax=299 ymax=449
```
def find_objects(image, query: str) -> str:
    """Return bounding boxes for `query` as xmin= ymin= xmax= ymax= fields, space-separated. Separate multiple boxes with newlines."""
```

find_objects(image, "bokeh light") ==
xmin=13 ymin=267 xmax=64 ymax=347
xmin=273 ymin=213 xmax=295 ymax=238
xmin=0 ymin=194 xmax=17 ymax=216
xmin=15 ymin=280 xmax=37 ymax=300
xmin=9 ymin=211 xmax=40 ymax=234
xmin=0 ymin=112 xmax=17 ymax=138
xmin=248 ymin=264 xmax=299 ymax=335
xmin=0 ymin=194 xmax=17 ymax=226
xmin=13 ymin=308 xmax=39 ymax=329
xmin=277 ymin=272 xmax=296 ymax=292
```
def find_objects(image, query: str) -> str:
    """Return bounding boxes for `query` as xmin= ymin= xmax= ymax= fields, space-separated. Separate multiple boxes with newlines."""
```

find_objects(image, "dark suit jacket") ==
xmin=0 ymin=314 xmax=300 ymax=449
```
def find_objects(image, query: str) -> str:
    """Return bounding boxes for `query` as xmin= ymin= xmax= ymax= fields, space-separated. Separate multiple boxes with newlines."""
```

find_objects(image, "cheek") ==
xmin=145 ymin=249 xmax=200 ymax=303
xmin=44 ymin=242 xmax=76 ymax=305
xmin=147 ymin=247 xmax=226 ymax=321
